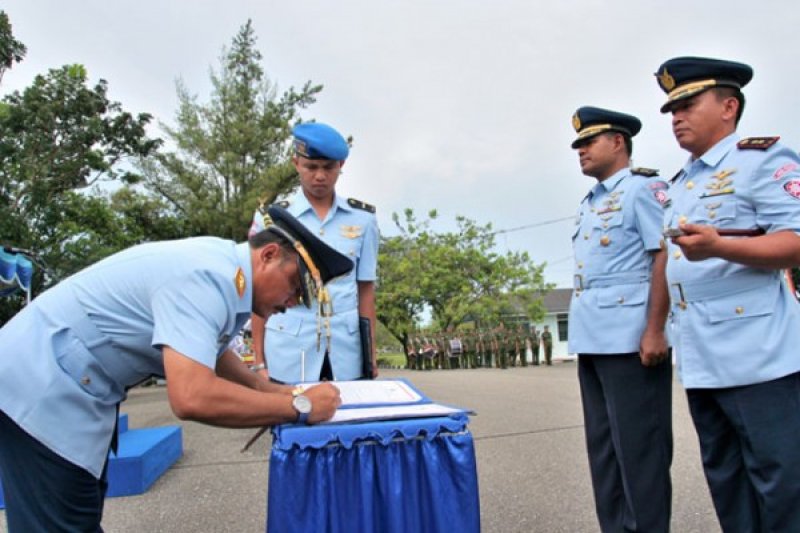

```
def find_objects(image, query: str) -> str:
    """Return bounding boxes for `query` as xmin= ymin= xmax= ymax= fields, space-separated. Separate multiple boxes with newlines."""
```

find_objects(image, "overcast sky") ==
xmin=4 ymin=1 xmax=799 ymax=288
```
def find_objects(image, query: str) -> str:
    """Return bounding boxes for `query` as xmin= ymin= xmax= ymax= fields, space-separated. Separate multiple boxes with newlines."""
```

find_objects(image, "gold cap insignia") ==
xmin=572 ymin=112 xmax=581 ymax=132
xmin=657 ymin=67 xmax=676 ymax=91
xmin=234 ymin=267 xmax=246 ymax=298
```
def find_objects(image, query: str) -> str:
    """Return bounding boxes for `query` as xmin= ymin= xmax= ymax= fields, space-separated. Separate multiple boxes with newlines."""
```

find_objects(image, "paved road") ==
xmin=1 ymin=363 xmax=721 ymax=532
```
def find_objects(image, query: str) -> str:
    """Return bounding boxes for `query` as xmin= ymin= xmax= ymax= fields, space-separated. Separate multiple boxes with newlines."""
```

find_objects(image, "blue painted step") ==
xmin=0 ymin=414 xmax=182 ymax=508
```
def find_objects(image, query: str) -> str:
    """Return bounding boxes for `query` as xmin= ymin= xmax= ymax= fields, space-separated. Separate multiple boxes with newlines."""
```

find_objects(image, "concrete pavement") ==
xmin=0 ymin=363 xmax=721 ymax=532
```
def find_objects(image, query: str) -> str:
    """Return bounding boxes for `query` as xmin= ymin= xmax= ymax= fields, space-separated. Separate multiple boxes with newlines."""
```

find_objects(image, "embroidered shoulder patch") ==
xmin=347 ymin=197 xmax=376 ymax=213
xmin=631 ymin=166 xmax=659 ymax=177
xmin=737 ymin=136 xmax=780 ymax=150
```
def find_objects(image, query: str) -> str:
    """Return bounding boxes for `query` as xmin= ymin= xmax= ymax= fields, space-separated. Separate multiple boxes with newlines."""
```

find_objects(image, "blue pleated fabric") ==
xmin=267 ymin=415 xmax=480 ymax=533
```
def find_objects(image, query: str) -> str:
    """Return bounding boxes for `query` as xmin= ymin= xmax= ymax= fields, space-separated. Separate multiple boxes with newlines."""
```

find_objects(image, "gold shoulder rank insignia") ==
xmin=737 ymin=136 xmax=779 ymax=150
xmin=631 ymin=167 xmax=659 ymax=177
xmin=234 ymin=267 xmax=246 ymax=298
xmin=347 ymin=197 xmax=376 ymax=213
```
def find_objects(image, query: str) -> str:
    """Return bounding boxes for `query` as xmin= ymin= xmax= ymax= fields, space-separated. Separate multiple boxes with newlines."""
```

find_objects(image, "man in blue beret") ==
xmin=0 ymin=206 xmax=351 ymax=531
xmin=656 ymin=56 xmax=800 ymax=531
xmin=249 ymin=122 xmax=380 ymax=383
xmin=568 ymin=106 xmax=673 ymax=532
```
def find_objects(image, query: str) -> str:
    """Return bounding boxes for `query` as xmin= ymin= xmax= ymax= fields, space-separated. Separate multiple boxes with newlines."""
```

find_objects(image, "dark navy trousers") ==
xmin=578 ymin=353 xmax=673 ymax=533
xmin=0 ymin=409 xmax=108 ymax=532
xmin=687 ymin=372 xmax=800 ymax=533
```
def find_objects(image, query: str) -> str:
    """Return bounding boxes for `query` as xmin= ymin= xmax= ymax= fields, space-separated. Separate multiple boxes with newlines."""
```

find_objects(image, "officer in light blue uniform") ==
xmin=568 ymin=106 xmax=673 ymax=533
xmin=0 ymin=206 xmax=351 ymax=532
xmin=249 ymin=122 xmax=379 ymax=383
xmin=656 ymin=56 xmax=800 ymax=532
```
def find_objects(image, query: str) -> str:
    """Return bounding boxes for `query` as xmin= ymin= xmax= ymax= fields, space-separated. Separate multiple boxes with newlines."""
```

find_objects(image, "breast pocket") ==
xmin=266 ymin=314 xmax=304 ymax=337
xmin=591 ymin=212 xmax=625 ymax=255
xmin=693 ymin=198 xmax=737 ymax=225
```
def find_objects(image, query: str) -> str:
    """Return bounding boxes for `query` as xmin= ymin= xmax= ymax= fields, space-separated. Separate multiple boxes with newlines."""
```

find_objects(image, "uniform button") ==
xmin=318 ymin=229 xmax=325 ymax=236
xmin=709 ymin=211 xmax=717 ymax=219
xmin=81 ymin=376 xmax=91 ymax=386
xmin=686 ymin=181 xmax=695 ymax=189
xmin=617 ymin=297 xmax=625 ymax=304
xmin=584 ymin=234 xmax=590 ymax=240
xmin=678 ymin=215 xmax=688 ymax=224
xmin=735 ymin=306 xmax=744 ymax=314
xmin=577 ymin=262 xmax=583 ymax=269
xmin=678 ymin=302 xmax=687 ymax=310
xmin=602 ymin=223 xmax=609 ymax=229
xmin=673 ymin=251 xmax=682 ymax=259
xmin=600 ymin=235 xmax=610 ymax=246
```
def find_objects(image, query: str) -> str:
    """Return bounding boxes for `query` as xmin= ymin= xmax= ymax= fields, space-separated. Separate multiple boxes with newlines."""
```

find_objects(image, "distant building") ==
xmin=538 ymin=288 xmax=573 ymax=360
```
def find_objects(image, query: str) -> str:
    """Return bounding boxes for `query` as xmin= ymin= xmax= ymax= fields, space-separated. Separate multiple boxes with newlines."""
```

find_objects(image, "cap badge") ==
xmin=658 ymin=67 xmax=676 ymax=91
xmin=234 ymin=267 xmax=246 ymax=298
xmin=572 ymin=112 xmax=581 ymax=132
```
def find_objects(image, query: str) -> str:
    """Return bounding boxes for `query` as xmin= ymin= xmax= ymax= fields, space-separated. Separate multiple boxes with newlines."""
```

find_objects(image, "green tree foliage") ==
xmin=0 ymin=62 xmax=161 ymax=322
xmin=377 ymin=209 xmax=553 ymax=358
xmin=140 ymin=19 xmax=322 ymax=240
xmin=0 ymin=10 xmax=26 ymax=84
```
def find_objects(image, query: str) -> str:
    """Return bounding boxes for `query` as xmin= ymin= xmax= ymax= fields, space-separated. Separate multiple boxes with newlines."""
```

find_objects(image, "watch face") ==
xmin=293 ymin=394 xmax=312 ymax=414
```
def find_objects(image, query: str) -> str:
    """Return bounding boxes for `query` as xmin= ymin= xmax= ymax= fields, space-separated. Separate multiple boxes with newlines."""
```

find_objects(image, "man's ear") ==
xmin=259 ymin=242 xmax=281 ymax=265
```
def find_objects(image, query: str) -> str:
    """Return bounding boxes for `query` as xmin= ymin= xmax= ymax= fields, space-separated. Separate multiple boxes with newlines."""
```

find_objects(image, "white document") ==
xmin=300 ymin=379 xmax=423 ymax=406
xmin=322 ymin=403 xmax=465 ymax=425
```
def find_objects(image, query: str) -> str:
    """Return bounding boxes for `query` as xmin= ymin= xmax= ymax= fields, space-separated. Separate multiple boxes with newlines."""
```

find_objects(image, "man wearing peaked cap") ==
xmin=249 ymin=122 xmax=380 ymax=384
xmin=0 ymin=209 xmax=351 ymax=531
xmin=569 ymin=106 xmax=673 ymax=532
xmin=655 ymin=56 xmax=800 ymax=531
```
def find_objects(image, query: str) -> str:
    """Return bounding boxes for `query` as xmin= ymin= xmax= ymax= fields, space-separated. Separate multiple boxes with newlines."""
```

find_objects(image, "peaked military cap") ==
xmin=571 ymin=106 xmax=642 ymax=148
xmin=261 ymin=205 xmax=354 ymax=307
xmin=655 ymin=56 xmax=753 ymax=113
xmin=292 ymin=122 xmax=350 ymax=161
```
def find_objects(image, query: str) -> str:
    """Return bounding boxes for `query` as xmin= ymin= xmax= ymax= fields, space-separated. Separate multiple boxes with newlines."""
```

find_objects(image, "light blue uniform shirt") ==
xmin=250 ymin=193 xmax=379 ymax=382
xmin=665 ymin=133 xmax=800 ymax=388
xmin=0 ymin=238 xmax=253 ymax=478
xmin=568 ymin=167 xmax=668 ymax=354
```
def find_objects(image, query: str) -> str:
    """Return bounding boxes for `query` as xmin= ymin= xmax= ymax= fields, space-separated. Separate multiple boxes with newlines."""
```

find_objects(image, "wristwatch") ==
xmin=292 ymin=389 xmax=312 ymax=424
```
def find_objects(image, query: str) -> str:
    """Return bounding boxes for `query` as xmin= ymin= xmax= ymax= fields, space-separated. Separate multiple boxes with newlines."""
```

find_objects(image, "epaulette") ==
xmin=347 ymin=197 xmax=376 ymax=213
xmin=631 ymin=167 xmax=659 ymax=177
xmin=257 ymin=199 xmax=290 ymax=215
xmin=737 ymin=136 xmax=780 ymax=151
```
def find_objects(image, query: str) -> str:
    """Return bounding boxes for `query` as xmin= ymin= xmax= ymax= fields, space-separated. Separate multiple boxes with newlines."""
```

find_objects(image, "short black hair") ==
xmin=601 ymin=131 xmax=633 ymax=157
xmin=248 ymin=229 xmax=295 ymax=256
xmin=713 ymin=87 xmax=746 ymax=125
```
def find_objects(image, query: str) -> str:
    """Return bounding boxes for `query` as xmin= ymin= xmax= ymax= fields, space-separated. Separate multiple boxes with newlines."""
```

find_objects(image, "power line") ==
xmin=490 ymin=215 xmax=574 ymax=236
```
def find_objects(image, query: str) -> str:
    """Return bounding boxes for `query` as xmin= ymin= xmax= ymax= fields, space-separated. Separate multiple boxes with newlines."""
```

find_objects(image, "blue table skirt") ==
xmin=267 ymin=415 xmax=480 ymax=533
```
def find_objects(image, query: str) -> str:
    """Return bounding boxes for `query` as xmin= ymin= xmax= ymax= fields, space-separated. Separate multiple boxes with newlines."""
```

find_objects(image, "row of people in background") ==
xmin=405 ymin=324 xmax=553 ymax=370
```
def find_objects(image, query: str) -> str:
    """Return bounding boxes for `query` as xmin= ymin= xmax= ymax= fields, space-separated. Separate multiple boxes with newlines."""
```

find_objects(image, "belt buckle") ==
xmin=574 ymin=274 xmax=584 ymax=291
xmin=671 ymin=282 xmax=688 ymax=310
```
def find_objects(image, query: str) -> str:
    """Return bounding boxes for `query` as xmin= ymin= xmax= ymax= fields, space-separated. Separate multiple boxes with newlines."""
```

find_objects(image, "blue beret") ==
xmin=292 ymin=123 xmax=349 ymax=161
xmin=570 ymin=106 xmax=641 ymax=149
xmin=655 ymin=56 xmax=753 ymax=113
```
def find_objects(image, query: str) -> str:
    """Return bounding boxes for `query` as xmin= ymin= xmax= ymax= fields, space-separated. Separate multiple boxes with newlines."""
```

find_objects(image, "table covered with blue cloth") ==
xmin=267 ymin=414 xmax=480 ymax=533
